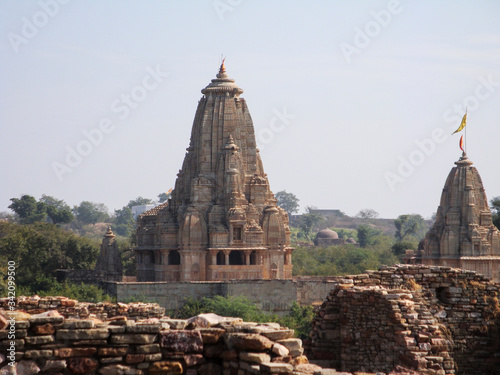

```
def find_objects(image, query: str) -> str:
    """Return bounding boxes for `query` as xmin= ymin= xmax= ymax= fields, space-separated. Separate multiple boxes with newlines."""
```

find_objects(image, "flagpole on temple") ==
xmin=464 ymin=107 xmax=468 ymax=154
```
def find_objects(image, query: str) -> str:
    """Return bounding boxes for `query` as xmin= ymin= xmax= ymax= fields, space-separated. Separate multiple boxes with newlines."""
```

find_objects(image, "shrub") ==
xmin=170 ymin=295 xmax=315 ymax=340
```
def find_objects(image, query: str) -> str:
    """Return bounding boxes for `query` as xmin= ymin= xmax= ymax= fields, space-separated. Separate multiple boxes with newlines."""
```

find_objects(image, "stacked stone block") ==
xmin=0 ymin=296 xmax=164 ymax=321
xmin=308 ymin=265 xmax=500 ymax=375
xmin=0 ymin=302 xmax=322 ymax=375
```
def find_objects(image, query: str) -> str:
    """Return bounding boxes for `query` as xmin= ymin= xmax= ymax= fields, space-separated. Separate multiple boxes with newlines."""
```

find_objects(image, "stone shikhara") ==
xmin=135 ymin=62 xmax=293 ymax=283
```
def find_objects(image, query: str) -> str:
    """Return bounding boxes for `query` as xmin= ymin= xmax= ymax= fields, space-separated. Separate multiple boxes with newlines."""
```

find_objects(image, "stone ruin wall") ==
xmin=2 ymin=266 xmax=500 ymax=374
xmin=0 ymin=296 xmax=165 ymax=322
xmin=0 ymin=298 xmax=326 ymax=375
xmin=307 ymin=265 xmax=500 ymax=375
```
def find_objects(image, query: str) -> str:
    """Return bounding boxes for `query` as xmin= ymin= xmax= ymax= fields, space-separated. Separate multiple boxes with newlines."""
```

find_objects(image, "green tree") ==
xmin=8 ymin=195 xmax=47 ymax=224
xmin=158 ymin=191 xmax=172 ymax=203
xmin=127 ymin=197 xmax=153 ymax=209
xmin=114 ymin=207 xmax=135 ymax=237
xmin=292 ymin=245 xmax=397 ymax=277
xmin=356 ymin=209 xmax=379 ymax=219
xmin=73 ymin=201 xmax=110 ymax=224
xmin=0 ymin=221 xmax=99 ymax=294
xmin=299 ymin=207 xmax=324 ymax=240
xmin=391 ymin=240 xmax=417 ymax=258
xmin=275 ymin=190 xmax=300 ymax=215
xmin=394 ymin=214 xmax=426 ymax=242
xmin=40 ymin=195 xmax=74 ymax=224
xmin=357 ymin=224 xmax=382 ymax=247
xmin=491 ymin=196 xmax=500 ymax=230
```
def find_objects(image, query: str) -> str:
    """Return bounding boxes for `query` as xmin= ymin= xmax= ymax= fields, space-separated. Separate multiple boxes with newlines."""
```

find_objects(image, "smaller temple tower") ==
xmin=95 ymin=226 xmax=123 ymax=281
xmin=419 ymin=152 xmax=500 ymax=280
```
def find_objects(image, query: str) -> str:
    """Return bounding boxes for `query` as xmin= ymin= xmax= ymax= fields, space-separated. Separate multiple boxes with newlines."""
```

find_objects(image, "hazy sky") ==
xmin=1 ymin=0 xmax=499 ymax=219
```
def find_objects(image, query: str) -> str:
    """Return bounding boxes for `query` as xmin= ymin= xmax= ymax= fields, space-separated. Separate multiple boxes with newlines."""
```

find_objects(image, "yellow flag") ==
xmin=452 ymin=113 xmax=467 ymax=135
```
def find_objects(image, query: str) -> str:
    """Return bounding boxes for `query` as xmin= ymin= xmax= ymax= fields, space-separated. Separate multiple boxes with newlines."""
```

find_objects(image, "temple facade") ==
xmin=418 ymin=152 xmax=500 ymax=281
xmin=135 ymin=63 xmax=293 ymax=282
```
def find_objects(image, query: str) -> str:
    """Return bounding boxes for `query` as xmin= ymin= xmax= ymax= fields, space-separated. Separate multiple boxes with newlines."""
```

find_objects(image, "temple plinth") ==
xmin=135 ymin=63 xmax=293 ymax=282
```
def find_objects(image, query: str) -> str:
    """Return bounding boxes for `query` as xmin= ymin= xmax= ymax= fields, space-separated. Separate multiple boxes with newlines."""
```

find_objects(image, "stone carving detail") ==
xmin=419 ymin=152 xmax=500 ymax=280
xmin=135 ymin=63 xmax=292 ymax=281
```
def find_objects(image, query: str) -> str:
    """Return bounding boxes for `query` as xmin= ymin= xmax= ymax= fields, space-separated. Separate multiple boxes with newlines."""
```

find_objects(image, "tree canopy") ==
xmin=491 ymin=196 xmax=500 ymax=230
xmin=394 ymin=214 xmax=426 ymax=242
xmin=356 ymin=209 xmax=379 ymax=219
xmin=126 ymin=197 xmax=154 ymax=209
xmin=40 ymin=195 xmax=74 ymax=224
xmin=73 ymin=201 xmax=110 ymax=225
xmin=0 ymin=221 xmax=99 ymax=294
xmin=275 ymin=190 xmax=300 ymax=215
xmin=357 ymin=224 xmax=382 ymax=247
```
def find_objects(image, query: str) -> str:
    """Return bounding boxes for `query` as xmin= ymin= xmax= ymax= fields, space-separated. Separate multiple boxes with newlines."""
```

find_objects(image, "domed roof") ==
xmin=346 ymin=237 xmax=356 ymax=244
xmin=315 ymin=229 xmax=339 ymax=240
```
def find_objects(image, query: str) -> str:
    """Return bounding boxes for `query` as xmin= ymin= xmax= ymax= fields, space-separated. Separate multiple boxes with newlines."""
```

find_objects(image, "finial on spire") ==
xmin=219 ymin=57 xmax=226 ymax=74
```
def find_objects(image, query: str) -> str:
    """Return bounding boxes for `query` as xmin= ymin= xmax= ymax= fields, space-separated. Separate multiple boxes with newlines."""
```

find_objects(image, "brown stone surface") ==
xmin=0 ymin=316 xmax=8 ymax=330
xmin=110 ymin=334 xmax=157 ymax=345
xmin=125 ymin=354 xmax=145 ymax=364
xmin=160 ymin=330 xmax=203 ymax=353
xmin=183 ymin=354 xmax=205 ymax=367
xmin=224 ymin=333 xmax=273 ymax=351
xmin=54 ymin=347 xmax=97 ymax=358
xmin=199 ymin=328 xmax=225 ymax=344
xmin=239 ymin=351 xmax=271 ymax=364
xmin=56 ymin=328 xmax=109 ymax=340
xmin=31 ymin=323 xmax=55 ymax=335
xmin=67 ymin=357 xmax=98 ymax=374
xmin=42 ymin=359 xmax=67 ymax=372
xmin=99 ymin=364 xmax=143 ymax=375
xmin=15 ymin=360 xmax=40 ymax=375
xmin=135 ymin=62 xmax=293 ymax=282
xmin=148 ymin=361 xmax=183 ymax=375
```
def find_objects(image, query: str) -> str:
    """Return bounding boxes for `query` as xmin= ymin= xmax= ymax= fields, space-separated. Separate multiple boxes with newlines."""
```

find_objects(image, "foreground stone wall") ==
xmin=0 ymin=306 xmax=324 ymax=375
xmin=308 ymin=265 xmax=500 ymax=375
xmin=0 ymin=296 xmax=165 ymax=321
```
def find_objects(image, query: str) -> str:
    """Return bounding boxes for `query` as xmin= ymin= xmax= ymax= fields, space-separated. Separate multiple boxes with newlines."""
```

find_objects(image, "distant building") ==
xmin=308 ymin=209 xmax=345 ymax=218
xmin=418 ymin=153 xmax=500 ymax=281
xmin=135 ymin=62 xmax=292 ymax=282
xmin=314 ymin=229 xmax=344 ymax=246
xmin=132 ymin=204 xmax=157 ymax=221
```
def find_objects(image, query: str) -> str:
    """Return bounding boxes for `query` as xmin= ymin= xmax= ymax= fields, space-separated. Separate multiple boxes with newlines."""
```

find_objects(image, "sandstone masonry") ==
xmin=307 ymin=264 xmax=500 ymax=375
xmin=135 ymin=62 xmax=292 ymax=282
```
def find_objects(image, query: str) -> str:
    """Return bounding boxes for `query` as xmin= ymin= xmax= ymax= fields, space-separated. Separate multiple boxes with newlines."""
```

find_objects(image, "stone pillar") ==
xmin=224 ymin=250 xmax=230 ymax=265
xmin=244 ymin=251 xmax=251 ymax=265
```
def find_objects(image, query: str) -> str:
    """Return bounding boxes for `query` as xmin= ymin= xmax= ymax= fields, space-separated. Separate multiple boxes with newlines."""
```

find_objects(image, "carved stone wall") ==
xmin=420 ymin=153 xmax=500 ymax=281
xmin=135 ymin=63 xmax=292 ymax=282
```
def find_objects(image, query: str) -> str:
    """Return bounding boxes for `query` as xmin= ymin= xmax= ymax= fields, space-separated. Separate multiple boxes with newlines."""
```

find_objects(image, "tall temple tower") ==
xmin=419 ymin=152 xmax=500 ymax=281
xmin=135 ymin=62 xmax=293 ymax=282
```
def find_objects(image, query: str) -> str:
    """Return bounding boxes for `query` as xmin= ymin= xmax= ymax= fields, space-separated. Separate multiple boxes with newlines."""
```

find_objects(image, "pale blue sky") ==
xmin=1 ymin=0 xmax=500 ymax=219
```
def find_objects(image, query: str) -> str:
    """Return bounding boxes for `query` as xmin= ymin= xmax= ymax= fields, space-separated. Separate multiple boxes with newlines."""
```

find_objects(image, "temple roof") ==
xmin=201 ymin=61 xmax=244 ymax=96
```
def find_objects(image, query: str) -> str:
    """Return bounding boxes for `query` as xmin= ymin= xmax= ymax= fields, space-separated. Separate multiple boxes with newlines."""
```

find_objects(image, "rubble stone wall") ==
xmin=308 ymin=265 xmax=500 ymax=375
xmin=0 ymin=296 xmax=165 ymax=322
xmin=0 ymin=304 xmax=316 ymax=375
